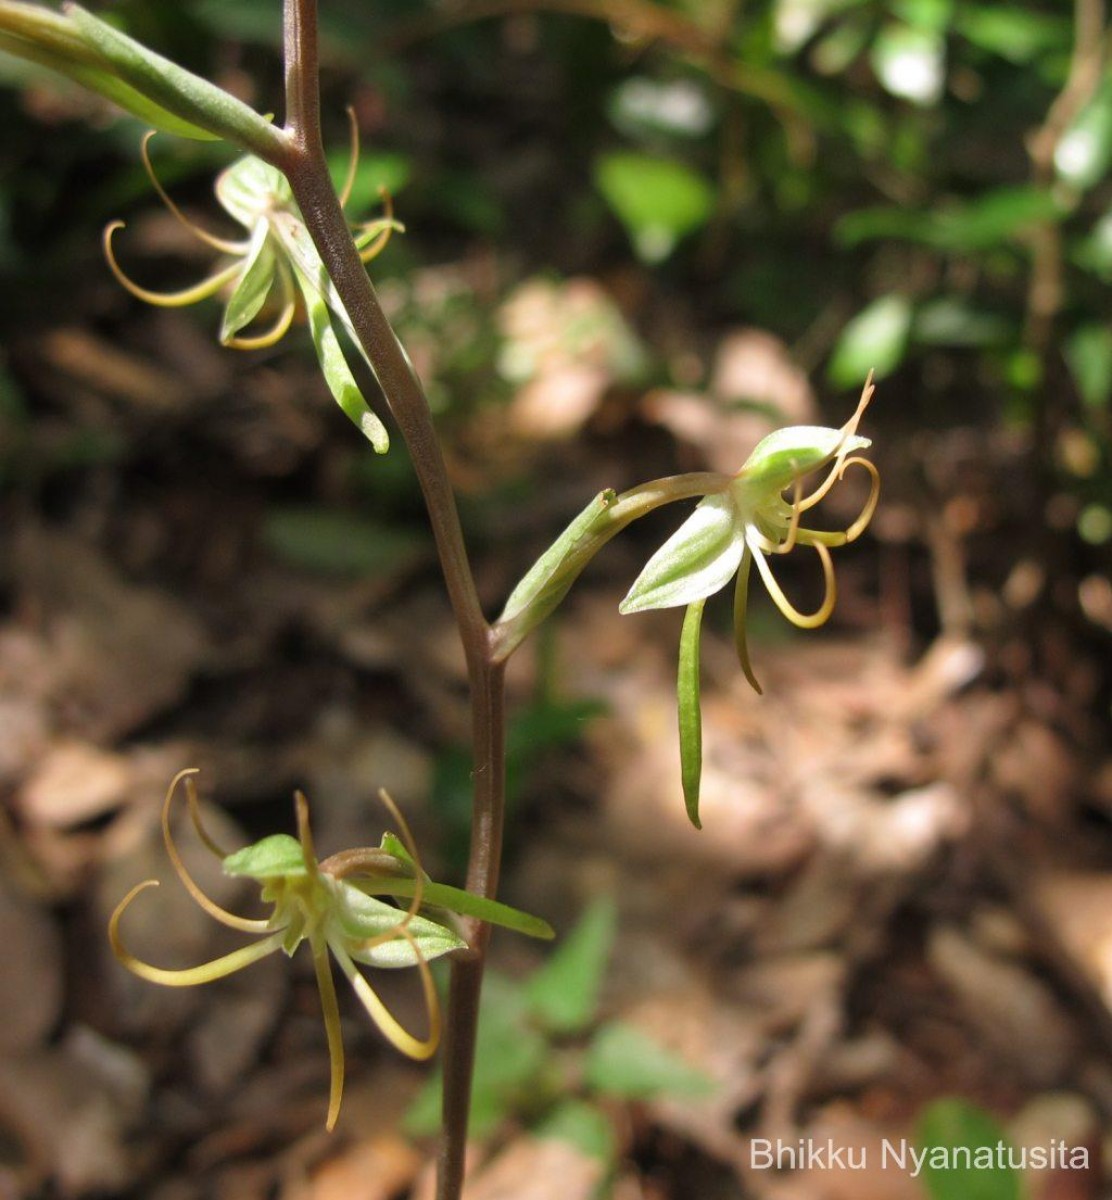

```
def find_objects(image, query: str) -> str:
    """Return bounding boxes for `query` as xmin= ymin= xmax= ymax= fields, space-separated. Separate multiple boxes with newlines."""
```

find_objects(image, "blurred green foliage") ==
xmin=1 ymin=0 xmax=1110 ymax=563
xmin=916 ymin=1098 xmax=1022 ymax=1200
xmin=405 ymin=898 xmax=713 ymax=1165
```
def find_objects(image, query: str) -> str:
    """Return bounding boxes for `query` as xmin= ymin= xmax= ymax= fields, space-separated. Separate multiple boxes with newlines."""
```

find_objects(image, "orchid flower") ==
xmin=104 ymin=120 xmax=399 ymax=453
xmin=110 ymin=769 xmax=553 ymax=1130
xmin=619 ymin=375 xmax=880 ymax=825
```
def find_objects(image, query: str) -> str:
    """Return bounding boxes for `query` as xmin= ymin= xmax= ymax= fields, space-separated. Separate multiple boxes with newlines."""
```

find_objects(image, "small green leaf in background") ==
xmin=912 ymin=298 xmax=1011 ymax=348
xmin=871 ymin=24 xmax=945 ymax=106
xmin=1056 ymin=79 xmax=1112 ymax=190
xmin=326 ymin=149 xmax=412 ymax=215
xmin=262 ymin=506 xmax=425 ymax=577
xmin=828 ymin=294 xmax=912 ymax=386
xmin=916 ymin=1098 xmax=1021 ymax=1200
xmin=534 ymin=1099 xmax=616 ymax=1164
xmin=953 ymin=6 xmax=1070 ymax=64
xmin=1065 ymin=324 xmax=1112 ymax=410
xmin=524 ymin=898 xmax=617 ymax=1035
xmin=405 ymin=974 xmax=552 ymax=1138
xmin=583 ymin=1021 xmax=714 ymax=1100
xmin=595 ymin=152 xmax=715 ymax=263
xmin=1075 ymin=208 xmax=1112 ymax=281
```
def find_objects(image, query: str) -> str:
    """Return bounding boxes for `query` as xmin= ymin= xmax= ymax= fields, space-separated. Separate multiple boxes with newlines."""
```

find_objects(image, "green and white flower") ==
xmin=620 ymin=376 xmax=880 ymax=825
xmin=105 ymin=129 xmax=399 ymax=453
xmin=111 ymin=770 xmax=552 ymax=1130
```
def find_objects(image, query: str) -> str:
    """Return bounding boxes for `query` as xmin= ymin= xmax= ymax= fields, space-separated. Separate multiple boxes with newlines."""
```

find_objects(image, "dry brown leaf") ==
xmin=1032 ymin=871 xmax=1112 ymax=1014
xmin=0 ymin=882 xmax=63 ymax=1054
xmin=14 ymin=528 xmax=211 ymax=740
xmin=460 ymin=1135 xmax=605 ymax=1200
xmin=928 ymin=926 xmax=1076 ymax=1084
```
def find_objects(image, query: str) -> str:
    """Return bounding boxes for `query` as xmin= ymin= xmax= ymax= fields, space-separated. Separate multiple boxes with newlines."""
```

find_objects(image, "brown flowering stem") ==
xmin=279 ymin=3 xmax=499 ymax=1196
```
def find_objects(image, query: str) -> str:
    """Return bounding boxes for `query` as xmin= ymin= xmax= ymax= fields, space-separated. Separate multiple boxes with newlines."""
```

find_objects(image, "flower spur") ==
xmin=110 ymin=770 xmax=553 ymax=1130
xmin=103 ymin=117 xmax=401 ymax=453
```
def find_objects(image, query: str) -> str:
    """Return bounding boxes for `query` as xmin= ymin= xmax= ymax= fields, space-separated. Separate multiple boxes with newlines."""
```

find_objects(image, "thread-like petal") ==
xmin=162 ymin=770 xmax=273 ymax=933
xmin=110 ymin=881 xmax=287 ymax=985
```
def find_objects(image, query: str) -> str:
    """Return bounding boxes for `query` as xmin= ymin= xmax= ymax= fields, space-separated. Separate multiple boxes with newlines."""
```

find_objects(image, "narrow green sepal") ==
xmin=678 ymin=598 xmax=705 ymax=828
xmin=301 ymin=278 xmax=390 ymax=454
xmin=65 ymin=4 xmax=281 ymax=157
xmin=223 ymin=833 xmax=308 ymax=880
xmin=418 ymin=881 xmax=555 ymax=940
xmin=620 ymin=493 xmax=744 ymax=614
xmin=219 ymin=222 xmax=274 ymax=343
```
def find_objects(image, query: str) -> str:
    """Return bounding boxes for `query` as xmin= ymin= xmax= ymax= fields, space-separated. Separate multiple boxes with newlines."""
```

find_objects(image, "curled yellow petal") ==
xmin=339 ymin=105 xmax=360 ymax=210
xmin=104 ymin=222 xmax=242 ymax=307
xmin=310 ymin=932 xmax=346 ymax=1131
xmin=180 ymin=769 xmax=229 ymax=859
xmin=793 ymin=458 xmax=881 ymax=550
xmin=355 ymin=208 xmax=403 ymax=264
xmin=110 ymin=880 xmax=287 ymax=986
xmin=162 ymin=769 xmax=272 ymax=934
xmin=141 ymin=132 xmax=248 ymax=255
xmin=769 ymin=471 xmax=804 ymax=555
xmin=750 ymin=536 xmax=837 ymax=630
xmin=839 ymin=456 xmax=881 ymax=544
xmin=330 ymin=934 xmax=440 ymax=1061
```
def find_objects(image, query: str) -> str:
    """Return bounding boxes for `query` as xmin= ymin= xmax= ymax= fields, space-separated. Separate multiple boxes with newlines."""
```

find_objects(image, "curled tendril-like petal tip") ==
xmin=104 ymin=221 xmax=242 ymax=308
xmin=140 ymin=132 xmax=246 ymax=256
xmin=161 ymin=770 xmax=272 ymax=934
xmin=110 ymin=878 xmax=287 ymax=988
xmin=839 ymin=456 xmax=881 ymax=544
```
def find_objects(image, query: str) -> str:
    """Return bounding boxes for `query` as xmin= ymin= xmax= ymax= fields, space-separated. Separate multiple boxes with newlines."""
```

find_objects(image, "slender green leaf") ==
xmin=678 ymin=598 xmax=705 ymax=829
xmin=524 ymin=898 xmax=617 ymax=1034
xmin=584 ymin=1021 xmax=714 ymax=1099
xmin=356 ymin=875 xmax=555 ymax=940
